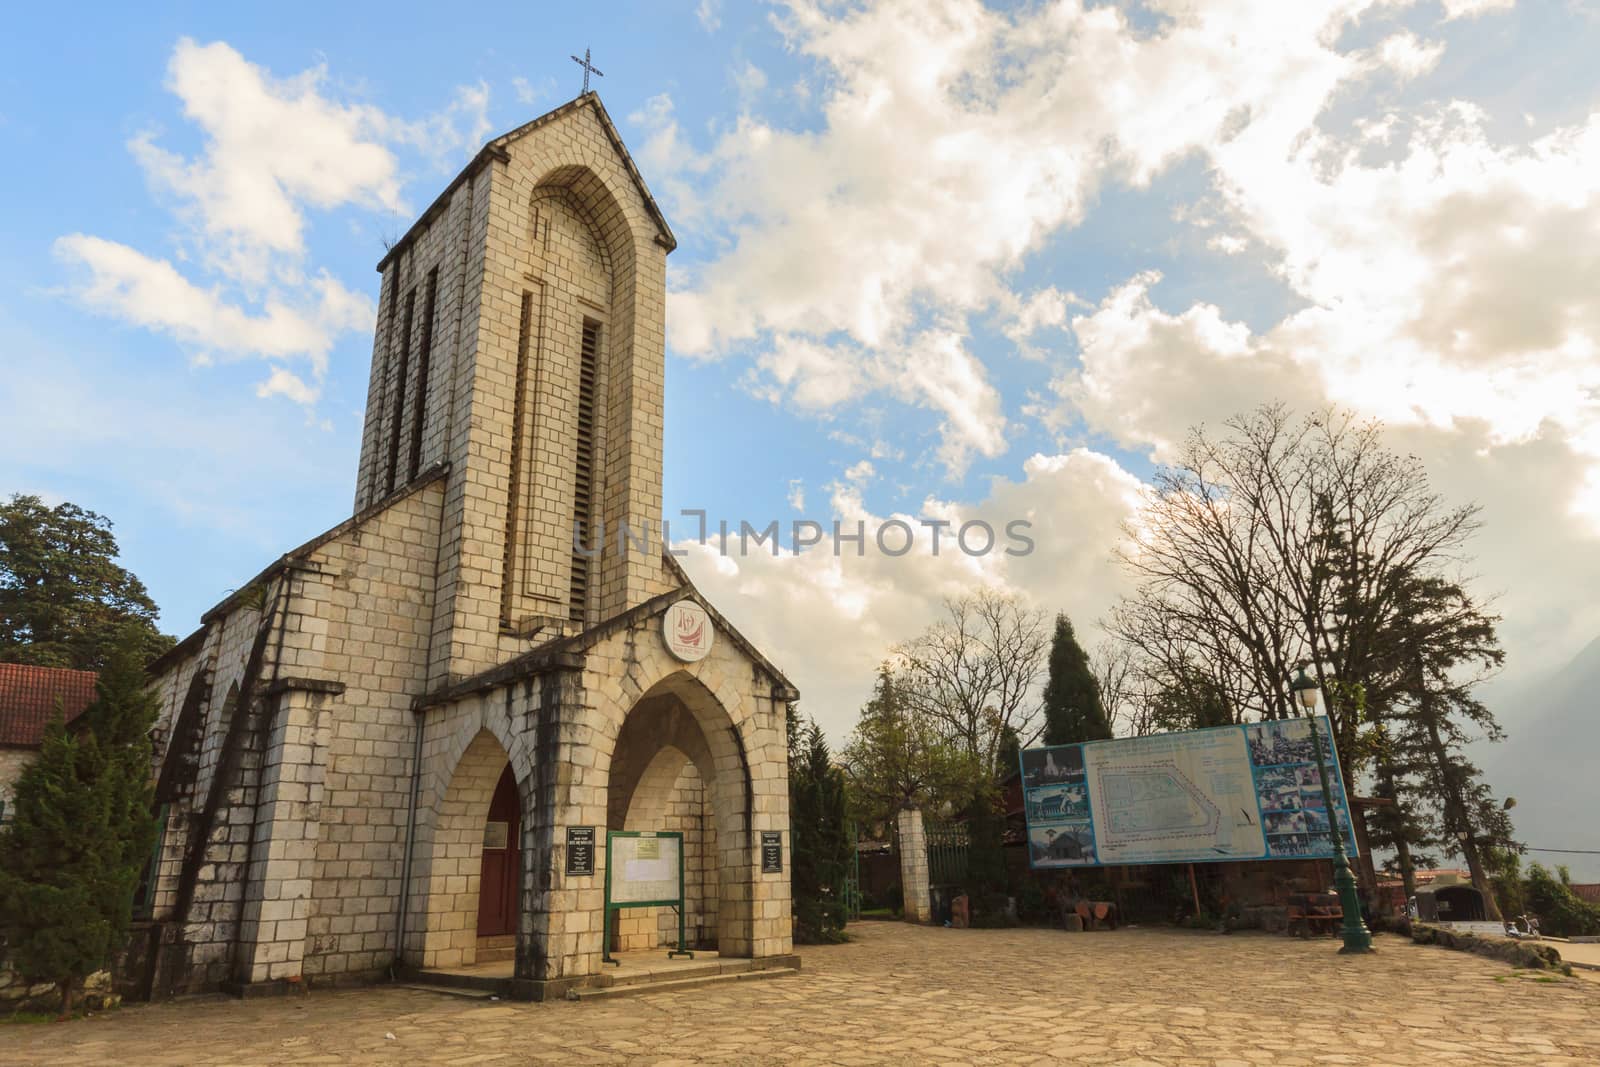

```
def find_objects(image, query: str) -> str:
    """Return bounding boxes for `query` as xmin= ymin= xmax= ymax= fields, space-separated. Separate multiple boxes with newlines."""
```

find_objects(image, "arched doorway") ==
xmin=416 ymin=728 xmax=524 ymax=970
xmin=476 ymin=765 xmax=522 ymax=947
xmin=604 ymin=673 xmax=751 ymax=955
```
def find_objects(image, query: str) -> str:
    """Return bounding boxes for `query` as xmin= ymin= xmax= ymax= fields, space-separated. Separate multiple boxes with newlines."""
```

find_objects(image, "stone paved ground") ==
xmin=4 ymin=923 xmax=1598 ymax=1066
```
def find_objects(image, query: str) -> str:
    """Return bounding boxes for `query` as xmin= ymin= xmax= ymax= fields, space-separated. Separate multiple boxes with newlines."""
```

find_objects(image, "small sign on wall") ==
xmin=483 ymin=821 xmax=509 ymax=850
xmin=566 ymin=826 xmax=595 ymax=876
xmin=761 ymin=831 xmax=783 ymax=874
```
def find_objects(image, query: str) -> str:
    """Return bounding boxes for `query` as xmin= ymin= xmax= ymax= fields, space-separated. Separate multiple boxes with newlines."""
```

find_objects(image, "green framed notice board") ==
xmin=603 ymin=830 xmax=692 ymax=963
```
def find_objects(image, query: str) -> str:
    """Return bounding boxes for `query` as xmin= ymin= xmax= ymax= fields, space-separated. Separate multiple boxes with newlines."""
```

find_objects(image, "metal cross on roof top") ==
xmin=571 ymin=47 xmax=604 ymax=95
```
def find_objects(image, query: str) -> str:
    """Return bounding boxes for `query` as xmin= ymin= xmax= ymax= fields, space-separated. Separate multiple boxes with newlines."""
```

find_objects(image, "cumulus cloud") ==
xmin=53 ymin=235 xmax=372 ymax=388
xmin=58 ymin=39 xmax=490 ymax=407
xmin=654 ymin=0 xmax=1419 ymax=473
xmin=655 ymin=0 xmax=1600 ymax=711
xmin=679 ymin=447 xmax=1145 ymax=736
xmin=1440 ymin=0 xmax=1516 ymax=19
xmin=1376 ymin=32 xmax=1446 ymax=79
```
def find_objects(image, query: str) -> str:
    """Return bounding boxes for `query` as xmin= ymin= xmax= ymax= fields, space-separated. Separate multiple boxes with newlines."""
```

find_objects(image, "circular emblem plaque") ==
xmin=663 ymin=599 xmax=713 ymax=662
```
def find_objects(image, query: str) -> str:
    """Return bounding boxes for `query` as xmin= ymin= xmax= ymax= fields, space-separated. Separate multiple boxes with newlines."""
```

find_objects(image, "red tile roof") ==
xmin=0 ymin=662 xmax=99 ymax=747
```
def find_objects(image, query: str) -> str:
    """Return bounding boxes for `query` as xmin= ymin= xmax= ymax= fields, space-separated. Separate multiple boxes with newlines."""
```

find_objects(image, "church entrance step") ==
xmin=398 ymin=967 xmax=515 ymax=999
xmin=397 ymin=982 xmax=502 ymax=1001
xmin=476 ymin=934 xmax=516 ymax=963
xmin=572 ymin=966 xmax=798 ymax=1001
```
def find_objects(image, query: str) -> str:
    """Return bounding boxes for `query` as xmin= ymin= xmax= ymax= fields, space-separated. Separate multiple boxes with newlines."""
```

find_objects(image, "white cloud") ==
xmin=697 ymin=0 xmax=723 ymax=32
xmin=658 ymin=0 xmax=1411 ymax=473
xmin=1376 ymin=32 xmax=1446 ymax=79
xmin=680 ymin=447 xmax=1145 ymax=737
xmin=732 ymin=61 xmax=768 ymax=107
xmin=131 ymin=39 xmax=408 ymax=281
xmin=58 ymin=39 xmax=489 ymax=408
xmin=787 ymin=479 xmax=806 ymax=510
xmin=53 ymin=234 xmax=373 ymax=389
xmin=1440 ymin=0 xmax=1516 ymax=19
xmin=513 ymin=75 xmax=556 ymax=106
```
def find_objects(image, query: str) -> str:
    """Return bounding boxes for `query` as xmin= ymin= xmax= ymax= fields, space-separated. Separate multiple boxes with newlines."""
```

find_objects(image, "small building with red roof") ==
xmin=0 ymin=662 xmax=99 ymax=821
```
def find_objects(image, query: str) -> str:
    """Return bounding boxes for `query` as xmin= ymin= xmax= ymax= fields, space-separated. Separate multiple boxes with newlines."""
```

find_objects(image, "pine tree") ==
xmin=0 ymin=630 xmax=159 ymax=1017
xmin=790 ymin=717 xmax=851 ymax=944
xmin=1041 ymin=614 xmax=1111 ymax=745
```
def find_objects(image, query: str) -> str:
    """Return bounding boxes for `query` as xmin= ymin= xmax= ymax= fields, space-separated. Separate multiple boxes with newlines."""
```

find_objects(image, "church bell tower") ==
xmin=351 ymin=93 xmax=678 ymax=680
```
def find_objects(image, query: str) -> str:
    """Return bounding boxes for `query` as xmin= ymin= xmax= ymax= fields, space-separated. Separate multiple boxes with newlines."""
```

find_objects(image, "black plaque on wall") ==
xmin=761 ymin=830 xmax=783 ymax=874
xmin=566 ymin=826 xmax=596 ymax=876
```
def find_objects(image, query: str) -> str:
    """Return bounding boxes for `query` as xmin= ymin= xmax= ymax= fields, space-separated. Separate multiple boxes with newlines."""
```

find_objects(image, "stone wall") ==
xmin=0 ymin=747 xmax=31 ymax=820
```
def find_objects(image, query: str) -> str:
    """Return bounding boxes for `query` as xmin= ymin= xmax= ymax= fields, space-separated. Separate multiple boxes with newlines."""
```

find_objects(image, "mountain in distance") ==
xmin=1479 ymin=636 xmax=1600 ymax=882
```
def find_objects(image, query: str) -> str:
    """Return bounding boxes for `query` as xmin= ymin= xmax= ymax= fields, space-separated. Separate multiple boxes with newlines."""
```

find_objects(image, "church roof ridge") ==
xmin=414 ymin=574 xmax=799 ymax=711
xmin=376 ymin=91 xmax=675 ymax=274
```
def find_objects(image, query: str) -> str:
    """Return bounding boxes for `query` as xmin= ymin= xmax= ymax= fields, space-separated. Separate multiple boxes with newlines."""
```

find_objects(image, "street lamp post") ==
xmin=1290 ymin=667 xmax=1374 ymax=954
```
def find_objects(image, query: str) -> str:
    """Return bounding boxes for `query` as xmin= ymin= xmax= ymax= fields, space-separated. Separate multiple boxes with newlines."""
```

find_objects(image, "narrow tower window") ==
xmin=570 ymin=319 xmax=601 ymax=625
xmin=385 ymin=286 xmax=416 ymax=494
xmin=502 ymin=291 xmax=535 ymax=627
xmin=407 ymin=268 xmax=439 ymax=480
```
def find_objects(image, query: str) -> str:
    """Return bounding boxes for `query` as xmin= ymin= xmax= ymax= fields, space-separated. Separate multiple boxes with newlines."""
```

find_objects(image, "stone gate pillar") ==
xmin=896 ymin=808 xmax=932 ymax=924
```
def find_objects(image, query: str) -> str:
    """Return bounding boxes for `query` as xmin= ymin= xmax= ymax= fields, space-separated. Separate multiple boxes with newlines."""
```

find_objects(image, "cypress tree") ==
xmin=0 ymin=630 xmax=159 ymax=1017
xmin=790 ymin=716 xmax=850 ymax=943
xmin=1041 ymin=614 xmax=1111 ymax=745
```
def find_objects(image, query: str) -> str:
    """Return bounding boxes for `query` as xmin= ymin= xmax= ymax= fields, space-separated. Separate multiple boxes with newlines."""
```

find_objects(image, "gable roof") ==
xmin=0 ymin=662 xmax=98 ymax=747
xmin=416 ymin=556 xmax=798 ymax=710
xmin=376 ymin=92 xmax=675 ymax=273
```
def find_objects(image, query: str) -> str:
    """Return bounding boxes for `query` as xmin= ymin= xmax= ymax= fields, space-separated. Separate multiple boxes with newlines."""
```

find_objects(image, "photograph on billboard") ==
xmin=1020 ymin=715 xmax=1356 ymax=869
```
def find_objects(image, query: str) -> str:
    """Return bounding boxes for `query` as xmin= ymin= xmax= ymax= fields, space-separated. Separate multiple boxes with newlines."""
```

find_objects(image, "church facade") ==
xmin=136 ymin=95 xmax=796 ymax=1001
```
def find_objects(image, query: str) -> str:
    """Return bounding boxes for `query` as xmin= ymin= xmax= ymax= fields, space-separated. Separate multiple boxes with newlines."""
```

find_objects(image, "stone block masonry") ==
xmin=135 ymin=94 xmax=796 ymax=1002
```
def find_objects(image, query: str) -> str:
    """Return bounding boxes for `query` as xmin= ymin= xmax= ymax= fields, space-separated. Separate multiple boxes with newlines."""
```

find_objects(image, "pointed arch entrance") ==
xmin=605 ymin=671 xmax=754 ymax=955
xmin=417 ymin=727 xmax=525 ymax=969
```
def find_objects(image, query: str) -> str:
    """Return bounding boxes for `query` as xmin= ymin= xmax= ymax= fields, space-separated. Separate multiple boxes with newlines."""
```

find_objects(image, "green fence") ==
xmin=925 ymin=819 xmax=970 ymax=888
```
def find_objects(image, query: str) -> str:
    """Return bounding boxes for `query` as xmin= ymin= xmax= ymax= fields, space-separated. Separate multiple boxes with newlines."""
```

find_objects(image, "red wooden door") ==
xmin=476 ymin=765 xmax=520 ymax=937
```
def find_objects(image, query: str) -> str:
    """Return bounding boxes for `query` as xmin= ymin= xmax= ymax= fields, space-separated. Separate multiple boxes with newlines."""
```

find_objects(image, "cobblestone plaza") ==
xmin=5 ymin=923 xmax=1597 ymax=1065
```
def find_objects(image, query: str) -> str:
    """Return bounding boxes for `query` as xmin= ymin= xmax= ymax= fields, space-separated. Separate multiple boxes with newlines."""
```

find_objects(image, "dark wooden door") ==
xmin=476 ymin=764 xmax=520 ymax=937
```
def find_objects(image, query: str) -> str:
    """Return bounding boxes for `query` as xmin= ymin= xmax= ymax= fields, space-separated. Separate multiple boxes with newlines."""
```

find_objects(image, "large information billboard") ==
xmin=1020 ymin=716 xmax=1357 ymax=869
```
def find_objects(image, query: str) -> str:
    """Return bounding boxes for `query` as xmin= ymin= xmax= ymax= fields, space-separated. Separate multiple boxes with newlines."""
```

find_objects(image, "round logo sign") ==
xmin=662 ymin=599 xmax=713 ymax=662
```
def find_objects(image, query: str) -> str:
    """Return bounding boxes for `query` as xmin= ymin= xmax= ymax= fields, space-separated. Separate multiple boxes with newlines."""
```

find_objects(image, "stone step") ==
xmin=399 ymin=969 xmax=516 ymax=997
xmin=572 ymin=967 xmax=798 ymax=1001
xmin=476 ymin=934 xmax=516 ymax=949
xmin=397 ymin=982 xmax=502 ymax=1001
xmin=599 ymin=961 xmax=735 ymax=988
xmin=476 ymin=947 xmax=515 ymax=963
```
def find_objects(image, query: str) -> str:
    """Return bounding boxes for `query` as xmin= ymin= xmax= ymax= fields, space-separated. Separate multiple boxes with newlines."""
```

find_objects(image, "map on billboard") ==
xmin=1020 ymin=716 xmax=1356 ymax=869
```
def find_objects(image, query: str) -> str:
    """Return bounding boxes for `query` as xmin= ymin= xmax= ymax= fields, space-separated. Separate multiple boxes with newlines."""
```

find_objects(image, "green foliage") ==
xmin=0 ymin=631 xmax=161 ymax=1016
xmin=1483 ymin=846 xmax=1525 ymax=919
xmin=0 ymin=494 xmax=175 ymax=670
xmin=1041 ymin=614 xmax=1111 ymax=745
xmin=789 ymin=713 xmax=851 ymax=944
xmin=841 ymin=666 xmax=979 ymax=838
xmin=995 ymin=725 xmax=1021 ymax=783
xmin=1148 ymin=658 xmax=1234 ymax=733
xmin=1521 ymin=864 xmax=1600 ymax=938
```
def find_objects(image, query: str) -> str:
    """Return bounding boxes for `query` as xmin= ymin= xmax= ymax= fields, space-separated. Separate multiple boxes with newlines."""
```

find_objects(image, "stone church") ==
xmin=135 ymin=94 xmax=797 ymax=1001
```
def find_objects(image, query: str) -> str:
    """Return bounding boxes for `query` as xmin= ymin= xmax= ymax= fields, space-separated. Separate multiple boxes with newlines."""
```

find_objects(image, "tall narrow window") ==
xmin=407 ymin=269 xmax=439 ymax=480
xmin=501 ymin=291 xmax=535 ymax=627
xmin=369 ymin=268 xmax=403 ymax=503
xmin=569 ymin=320 xmax=601 ymax=625
xmin=386 ymin=287 xmax=416 ymax=493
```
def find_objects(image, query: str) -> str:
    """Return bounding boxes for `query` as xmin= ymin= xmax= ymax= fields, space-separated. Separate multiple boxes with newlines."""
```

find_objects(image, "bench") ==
xmin=1286 ymin=893 xmax=1342 ymax=938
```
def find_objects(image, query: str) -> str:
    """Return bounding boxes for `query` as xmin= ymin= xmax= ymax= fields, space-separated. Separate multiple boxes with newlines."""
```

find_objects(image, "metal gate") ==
xmin=925 ymin=819 xmax=969 ymax=921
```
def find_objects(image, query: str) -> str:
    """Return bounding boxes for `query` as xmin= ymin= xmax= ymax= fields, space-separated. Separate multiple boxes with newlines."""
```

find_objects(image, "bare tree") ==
xmin=892 ymin=588 xmax=1048 ymax=781
xmin=1108 ymin=404 xmax=1502 ymax=788
xmin=1090 ymin=640 xmax=1150 ymax=737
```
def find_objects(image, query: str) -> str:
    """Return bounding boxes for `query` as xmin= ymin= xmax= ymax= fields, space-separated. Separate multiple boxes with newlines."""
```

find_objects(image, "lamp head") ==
xmin=1290 ymin=666 xmax=1320 ymax=711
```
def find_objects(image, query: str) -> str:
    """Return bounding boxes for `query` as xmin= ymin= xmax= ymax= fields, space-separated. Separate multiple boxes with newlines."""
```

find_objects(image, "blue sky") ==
xmin=4 ymin=0 xmax=1600 ymax=770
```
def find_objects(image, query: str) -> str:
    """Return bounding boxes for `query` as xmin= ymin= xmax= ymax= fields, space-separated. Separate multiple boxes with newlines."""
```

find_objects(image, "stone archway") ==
xmin=416 ymin=728 xmax=519 ymax=969
xmin=604 ymin=671 xmax=753 ymax=956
